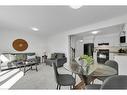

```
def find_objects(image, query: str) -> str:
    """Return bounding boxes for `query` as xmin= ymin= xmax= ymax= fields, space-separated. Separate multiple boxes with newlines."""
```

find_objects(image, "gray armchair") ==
xmin=45 ymin=53 xmax=67 ymax=67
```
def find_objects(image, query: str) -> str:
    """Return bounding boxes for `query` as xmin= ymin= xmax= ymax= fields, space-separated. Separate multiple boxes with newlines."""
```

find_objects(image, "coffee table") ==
xmin=17 ymin=61 xmax=38 ymax=75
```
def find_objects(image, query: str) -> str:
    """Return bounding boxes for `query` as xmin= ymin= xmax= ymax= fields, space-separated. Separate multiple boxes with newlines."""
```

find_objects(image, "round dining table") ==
xmin=64 ymin=61 xmax=117 ymax=86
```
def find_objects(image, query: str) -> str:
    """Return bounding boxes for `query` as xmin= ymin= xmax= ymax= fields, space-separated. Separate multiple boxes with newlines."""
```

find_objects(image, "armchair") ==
xmin=45 ymin=53 xmax=67 ymax=67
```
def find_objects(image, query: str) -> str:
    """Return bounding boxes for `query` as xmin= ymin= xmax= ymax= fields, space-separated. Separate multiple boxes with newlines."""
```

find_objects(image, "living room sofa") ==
xmin=0 ymin=53 xmax=40 ymax=71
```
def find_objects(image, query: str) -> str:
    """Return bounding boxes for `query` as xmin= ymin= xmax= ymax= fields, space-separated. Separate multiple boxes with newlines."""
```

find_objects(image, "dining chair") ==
xmin=96 ymin=60 xmax=118 ymax=82
xmin=53 ymin=62 xmax=76 ymax=90
xmin=85 ymin=75 xmax=127 ymax=89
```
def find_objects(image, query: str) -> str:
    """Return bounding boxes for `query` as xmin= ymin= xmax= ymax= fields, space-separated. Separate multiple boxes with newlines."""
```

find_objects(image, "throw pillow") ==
xmin=27 ymin=55 xmax=36 ymax=60
xmin=9 ymin=54 xmax=16 ymax=61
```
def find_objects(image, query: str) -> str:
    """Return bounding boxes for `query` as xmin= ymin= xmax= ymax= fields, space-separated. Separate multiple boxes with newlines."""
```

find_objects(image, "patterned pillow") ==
xmin=16 ymin=54 xmax=27 ymax=61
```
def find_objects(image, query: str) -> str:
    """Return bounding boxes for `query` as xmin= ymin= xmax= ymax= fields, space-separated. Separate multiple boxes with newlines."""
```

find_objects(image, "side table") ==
xmin=42 ymin=55 xmax=47 ymax=63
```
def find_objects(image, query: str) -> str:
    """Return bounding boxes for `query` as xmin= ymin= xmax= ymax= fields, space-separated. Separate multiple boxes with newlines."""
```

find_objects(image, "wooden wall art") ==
xmin=12 ymin=39 xmax=28 ymax=51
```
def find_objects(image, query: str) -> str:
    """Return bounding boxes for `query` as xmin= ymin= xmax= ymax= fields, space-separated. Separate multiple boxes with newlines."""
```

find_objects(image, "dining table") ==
xmin=63 ymin=60 xmax=117 ymax=88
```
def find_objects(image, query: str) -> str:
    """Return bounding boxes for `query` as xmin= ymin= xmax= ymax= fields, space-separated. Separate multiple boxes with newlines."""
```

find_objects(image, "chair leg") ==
xmin=31 ymin=66 xmax=32 ymax=70
xmin=36 ymin=64 xmax=38 ymax=71
xmin=73 ymin=84 xmax=75 ymax=89
xmin=24 ymin=66 xmax=26 ymax=76
xmin=56 ymin=84 xmax=59 ymax=90
xmin=59 ymin=85 xmax=61 ymax=90
xmin=70 ymin=86 xmax=72 ymax=90
xmin=75 ymin=74 xmax=76 ymax=80
xmin=91 ymin=80 xmax=94 ymax=84
xmin=90 ymin=77 xmax=96 ymax=84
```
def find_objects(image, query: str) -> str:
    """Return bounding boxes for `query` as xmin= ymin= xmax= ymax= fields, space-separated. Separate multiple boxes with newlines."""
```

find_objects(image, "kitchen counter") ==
xmin=94 ymin=51 xmax=127 ymax=55
xmin=110 ymin=52 xmax=127 ymax=56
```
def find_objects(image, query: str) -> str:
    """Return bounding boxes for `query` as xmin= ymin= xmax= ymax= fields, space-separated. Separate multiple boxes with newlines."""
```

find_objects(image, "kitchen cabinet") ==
xmin=94 ymin=35 xmax=120 ymax=47
xmin=114 ymin=55 xmax=127 ymax=75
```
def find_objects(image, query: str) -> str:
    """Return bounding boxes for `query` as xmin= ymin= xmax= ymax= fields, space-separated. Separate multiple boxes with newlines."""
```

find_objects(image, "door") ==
xmin=84 ymin=43 xmax=94 ymax=57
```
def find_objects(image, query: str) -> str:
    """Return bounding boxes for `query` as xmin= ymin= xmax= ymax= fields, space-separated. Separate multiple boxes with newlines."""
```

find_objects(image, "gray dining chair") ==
xmin=53 ymin=62 xmax=76 ymax=90
xmin=85 ymin=75 xmax=127 ymax=89
xmin=96 ymin=60 xmax=118 ymax=82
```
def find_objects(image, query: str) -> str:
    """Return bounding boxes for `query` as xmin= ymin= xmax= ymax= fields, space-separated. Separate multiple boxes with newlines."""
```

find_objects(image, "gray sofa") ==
xmin=0 ymin=53 xmax=40 ymax=71
xmin=45 ymin=53 xmax=67 ymax=67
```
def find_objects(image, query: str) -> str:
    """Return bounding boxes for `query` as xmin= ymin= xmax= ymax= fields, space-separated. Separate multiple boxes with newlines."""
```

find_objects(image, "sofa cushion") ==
xmin=9 ymin=54 xmax=17 ymax=61
xmin=27 ymin=55 xmax=36 ymax=60
xmin=51 ymin=54 xmax=57 ymax=59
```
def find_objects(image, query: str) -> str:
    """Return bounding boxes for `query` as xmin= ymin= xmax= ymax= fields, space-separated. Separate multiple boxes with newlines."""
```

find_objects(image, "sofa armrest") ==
xmin=35 ymin=56 xmax=41 ymax=63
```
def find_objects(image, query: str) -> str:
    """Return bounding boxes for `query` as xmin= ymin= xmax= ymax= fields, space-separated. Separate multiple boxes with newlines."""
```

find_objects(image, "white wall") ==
xmin=46 ymin=14 xmax=127 ymax=63
xmin=46 ymin=33 xmax=69 ymax=58
xmin=75 ymin=40 xmax=83 ymax=57
xmin=0 ymin=30 xmax=46 ymax=56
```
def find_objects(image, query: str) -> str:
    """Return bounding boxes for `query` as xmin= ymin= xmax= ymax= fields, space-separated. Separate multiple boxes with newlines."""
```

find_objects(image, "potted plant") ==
xmin=79 ymin=55 xmax=94 ymax=73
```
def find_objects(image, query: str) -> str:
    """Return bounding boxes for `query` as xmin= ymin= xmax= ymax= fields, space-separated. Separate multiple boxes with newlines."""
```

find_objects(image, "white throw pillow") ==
xmin=27 ymin=55 xmax=36 ymax=59
xmin=9 ymin=54 xmax=16 ymax=61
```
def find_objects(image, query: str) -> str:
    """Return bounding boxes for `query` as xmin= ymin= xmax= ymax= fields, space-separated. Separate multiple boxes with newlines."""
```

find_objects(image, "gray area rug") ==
xmin=10 ymin=64 xmax=73 ymax=90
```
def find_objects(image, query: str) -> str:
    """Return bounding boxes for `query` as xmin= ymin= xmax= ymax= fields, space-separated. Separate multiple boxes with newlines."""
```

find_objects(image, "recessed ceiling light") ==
xmin=79 ymin=40 xmax=83 ymax=42
xmin=91 ymin=31 xmax=100 ymax=34
xmin=69 ymin=5 xmax=83 ymax=9
xmin=31 ymin=27 xmax=39 ymax=31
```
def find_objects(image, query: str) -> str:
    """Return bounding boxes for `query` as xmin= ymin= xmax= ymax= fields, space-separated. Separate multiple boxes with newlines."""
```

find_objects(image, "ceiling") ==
xmin=0 ymin=6 xmax=127 ymax=37
xmin=72 ymin=24 xmax=124 ymax=38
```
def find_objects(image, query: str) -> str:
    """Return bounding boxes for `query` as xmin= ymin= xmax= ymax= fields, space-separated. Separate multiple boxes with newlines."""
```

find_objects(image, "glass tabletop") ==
xmin=64 ymin=62 xmax=117 ymax=77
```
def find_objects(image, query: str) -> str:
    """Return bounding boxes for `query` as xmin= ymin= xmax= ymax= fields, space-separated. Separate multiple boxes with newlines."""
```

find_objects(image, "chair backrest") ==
xmin=101 ymin=75 xmax=127 ymax=89
xmin=51 ymin=53 xmax=57 ymax=59
xmin=55 ymin=53 xmax=65 ymax=59
xmin=52 ymin=62 xmax=59 ymax=84
xmin=105 ymin=60 xmax=118 ymax=75
xmin=51 ymin=53 xmax=65 ymax=59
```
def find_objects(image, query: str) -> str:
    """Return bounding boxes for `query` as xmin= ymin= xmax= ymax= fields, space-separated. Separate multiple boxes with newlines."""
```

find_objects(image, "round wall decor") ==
xmin=12 ymin=39 xmax=28 ymax=51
